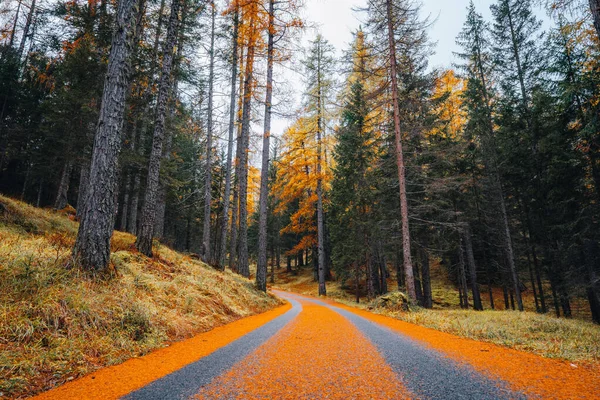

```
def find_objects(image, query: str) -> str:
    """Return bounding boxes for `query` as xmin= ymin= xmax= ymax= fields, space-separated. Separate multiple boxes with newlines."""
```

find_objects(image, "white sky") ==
xmin=269 ymin=0 xmax=550 ymax=140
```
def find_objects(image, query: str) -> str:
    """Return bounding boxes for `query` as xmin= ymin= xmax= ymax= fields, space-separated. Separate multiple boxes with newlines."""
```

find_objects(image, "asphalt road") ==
xmin=123 ymin=291 xmax=525 ymax=400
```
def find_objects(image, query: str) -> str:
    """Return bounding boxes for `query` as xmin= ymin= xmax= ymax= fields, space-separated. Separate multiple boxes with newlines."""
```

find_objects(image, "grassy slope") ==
xmin=272 ymin=263 xmax=600 ymax=363
xmin=0 ymin=196 xmax=280 ymax=399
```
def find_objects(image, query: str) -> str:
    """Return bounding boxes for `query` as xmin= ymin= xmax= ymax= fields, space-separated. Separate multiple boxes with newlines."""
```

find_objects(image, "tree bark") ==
xmin=589 ymin=0 xmax=600 ymax=42
xmin=420 ymin=247 xmax=433 ymax=309
xmin=201 ymin=0 xmax=216 ymax=264
xmin=16 ymin=0 xmax=36 ymax=63
xmin=316 ymin=38 xmax=327 ymax=297
xmin=237 ymin=12 xmax=258 ymax=278
xmin=136 ymin=0 xmax=181 ymax=257
xmin=385 ymin=0 xmax=416 ymax=302
xmin=54 ymin=161 xmax=73 ymax=210
xmin=257 ymin=0 xmax=275 ymax=292
xmin=463 ymin=224 xmax=483 ymax=310
xmin=73 ymin=0 xmax=139 ymax=271
xmin=458 ymin=239 xmax=469 ymax=309
xmin=218 ymin=8 xmax=240 ymax=270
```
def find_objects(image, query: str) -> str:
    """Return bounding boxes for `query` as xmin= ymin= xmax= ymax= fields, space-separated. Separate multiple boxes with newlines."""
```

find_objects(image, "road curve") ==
xmin=124 ymin=291 xmax=524 ymax=400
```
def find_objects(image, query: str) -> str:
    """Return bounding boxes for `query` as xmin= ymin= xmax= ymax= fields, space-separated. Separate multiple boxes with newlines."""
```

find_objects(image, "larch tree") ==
xmin=256 ymin=0 xmax=303 ymax=291
xmin=237 ymin=0 xmax=262 ymax=278
xmin=256 ymin=0 xmax=276 ymax=291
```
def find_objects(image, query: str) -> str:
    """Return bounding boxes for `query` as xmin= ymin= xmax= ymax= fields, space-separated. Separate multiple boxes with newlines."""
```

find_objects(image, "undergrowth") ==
xmin=0 ymin=195 xmax=279 ymax=399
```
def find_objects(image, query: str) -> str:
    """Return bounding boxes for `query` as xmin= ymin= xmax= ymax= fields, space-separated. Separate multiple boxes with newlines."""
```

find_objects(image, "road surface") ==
xmin=124 ymin=291 xmax=522 ymax=399
xmin=34 ymin=290 xmax=600 ymax=400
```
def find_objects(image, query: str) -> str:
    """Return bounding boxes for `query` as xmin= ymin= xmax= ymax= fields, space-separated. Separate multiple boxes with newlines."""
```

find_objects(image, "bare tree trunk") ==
xmin=21 ymin=162 xmax=31 ymax=200
xmin=463 ymin=224 xmax=483 ymax=310
xmin=201 ymin=1 xmax=216 ymax=263
xmin=16 ymin=0 xmax=36 ymax=63
xmin=315 ymin=39 xmax=327 ymax=296
xmin=155 ymin=127 xmax=174 ymax=239
xmin=218 ymin=8 xmax=240 ymax=270
xmin=237 ymin=13 xmax=257 ymax=278
xmin=256 ymin=0 xmax=275 ymax=291
xmin=73 ymin=0 xmax=139 ymax=271
xmin=385 ymin=0 xmax=415 ymax=302
xmin=458 ymin=239 xmax=469 ymax=309
xmin=8 ymin=0 xmax=22 ymax=48
xmin=136 ymin=0 xmax=181 ymax=257
xmin=54 ymin=161 xmax=73 ymax=210
xmin=128 ymin=0 xmax=165 ymax=235
xmin=36 ymin=178 xmax=43 ymax=207
xmin=420 ymin=246 xmax=433 ymax=309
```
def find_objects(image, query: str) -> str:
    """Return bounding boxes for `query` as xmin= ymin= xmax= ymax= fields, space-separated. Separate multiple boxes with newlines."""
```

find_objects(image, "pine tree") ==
xmin=72 ymin=0 xmax=140 ymax=271
xmin=136 ymin=0 xmax=182 ymax=257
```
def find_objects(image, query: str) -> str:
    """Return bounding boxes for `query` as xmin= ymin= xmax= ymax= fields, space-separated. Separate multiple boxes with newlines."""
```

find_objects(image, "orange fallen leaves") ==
xmin=196 ymin=299 xmax=413 ymax=399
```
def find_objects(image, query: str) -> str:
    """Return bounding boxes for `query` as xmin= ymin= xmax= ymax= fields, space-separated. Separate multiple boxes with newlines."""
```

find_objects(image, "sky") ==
xmin=269 ymin=0 xmax=550 ymax=140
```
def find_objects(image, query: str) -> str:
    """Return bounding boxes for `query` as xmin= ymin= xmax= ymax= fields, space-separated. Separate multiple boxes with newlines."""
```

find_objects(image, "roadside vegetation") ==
xmin=0 ymin=195 xmax=279 ymax=399
xmin=273 ymin=264 xmax=600 ymax=363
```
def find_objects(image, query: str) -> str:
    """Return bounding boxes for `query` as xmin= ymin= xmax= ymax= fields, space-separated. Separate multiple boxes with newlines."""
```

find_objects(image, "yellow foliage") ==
xmin=428 ymin=70 xmax=466 ymax=140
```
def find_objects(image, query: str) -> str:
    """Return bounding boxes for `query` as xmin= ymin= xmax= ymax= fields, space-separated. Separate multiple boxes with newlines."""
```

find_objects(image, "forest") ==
xmin=1 ymin=0 xmax=600 ymax=326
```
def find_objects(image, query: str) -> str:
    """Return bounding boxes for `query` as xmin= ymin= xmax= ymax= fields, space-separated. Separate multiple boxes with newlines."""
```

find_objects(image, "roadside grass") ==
xmin=273 ymin=264 xmax=600 ymax=363
xmin=0 ymin=195 xmax=280 ymax=399
xmin=375 ymin=307 xmax=600 ymax=363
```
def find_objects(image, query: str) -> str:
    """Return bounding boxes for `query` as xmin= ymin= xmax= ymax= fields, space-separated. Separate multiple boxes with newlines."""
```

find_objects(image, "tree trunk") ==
xmin=458 ymin=240 xmax=469 ymax=309
xmin=36 ymin=178 xmax=43 ymax=207
xmin=316 ymin=39 xmax=327 ymax=297
xmin=463 ymin=224 xmax=483 ymax=310
xmin=237 ymin=12 xmax=258 ymax=278
xmin=218 ymin=7 xmax=240 ymax=270
xmin=413 ymin=259 xmax=423 ymax=305
xmin=355 ymin=261 xmax=360 ymax=303
xmin=584 ymin=240 xmax=600 ymax=324
xmin=256 ymin=0 xmax=275 ymax=292
xmin=54 ymin=161 xmax=73 ymax=210
xmin=385 ymin=0 xmax=415 ymax=302
xmin=201 ymin=1 xmax=216 ymax=264
xmin=9 ymin=0 xmax=22 ymax=48
xmin=73 ymin=0 xmax=139 ymax=271
xmin=136 ymin=0 xmax=181 ymax=257
xmin=474 ymin=36 xmax=524 ymax=311
xmin=16 ymin=0 xmax=36 ymax=63
xmin=421 ymin=247 xmax=432 ymax=309
xmin=589 ymin=0 xmax=600 ymax=42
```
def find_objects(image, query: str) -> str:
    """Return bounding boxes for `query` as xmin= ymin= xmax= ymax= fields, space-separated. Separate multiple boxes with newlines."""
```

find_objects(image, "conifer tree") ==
xmin=73 ymin=0 xmax=140 ymax=271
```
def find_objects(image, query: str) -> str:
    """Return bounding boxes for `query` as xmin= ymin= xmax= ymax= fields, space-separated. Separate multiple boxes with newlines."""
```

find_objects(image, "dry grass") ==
xmin=274 ymin=264 xmax=600 ymax=363
xmin=0 ymin=195 xmax=280 ymax=399
xmin=373 ymin=307 xmax=600 ymax=362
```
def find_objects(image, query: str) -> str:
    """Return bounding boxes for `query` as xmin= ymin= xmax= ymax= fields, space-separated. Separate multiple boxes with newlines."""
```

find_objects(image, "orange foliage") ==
xmin=274 ymin=116 xmax=333 ymax=256
xmin=429 ymin=69 xmax=466 ymax=140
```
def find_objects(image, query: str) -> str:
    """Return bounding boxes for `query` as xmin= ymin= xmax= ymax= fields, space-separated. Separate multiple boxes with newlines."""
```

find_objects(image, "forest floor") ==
xmin=0 ymin=195 xmax=280 ymax=399
xmin=272 ymin=263 xmax=600 ymax=363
